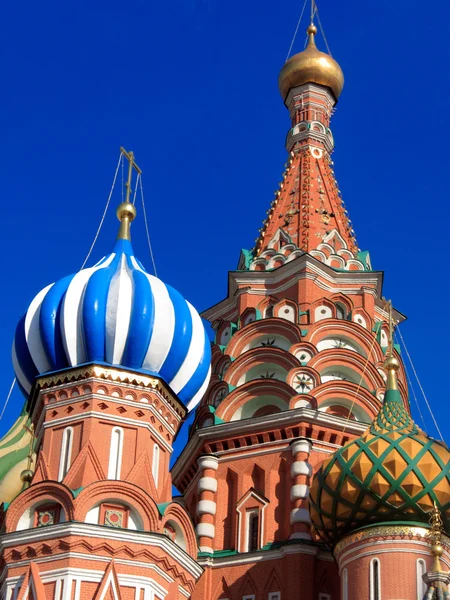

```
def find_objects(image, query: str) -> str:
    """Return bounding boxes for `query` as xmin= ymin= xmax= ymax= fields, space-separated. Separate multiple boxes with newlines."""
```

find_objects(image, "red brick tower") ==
xmin=170 ymin=23 xmax=424 ymax=600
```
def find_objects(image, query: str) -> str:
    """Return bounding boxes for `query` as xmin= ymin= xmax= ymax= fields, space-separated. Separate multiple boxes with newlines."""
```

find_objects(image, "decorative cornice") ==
xmin=333 ymin=523 xmax=448 ymax=557
xmin=197 ymin=540 xmax=322 ymax=568
xmin=0 ymin=522 xmax=203 ymax=579
xmin=202 ymin=254 xmax=383 ymax=322
xmin=171 ymin=406 xmax=367 ymax=484
xmin=32 ymin=365 xmax=187 ymax=419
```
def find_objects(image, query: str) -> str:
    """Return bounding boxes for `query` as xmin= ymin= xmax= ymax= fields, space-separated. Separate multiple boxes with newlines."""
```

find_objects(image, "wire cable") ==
xmin=79 ymin=153 xmax=122 ymax=270
xmin=396 ymin=326 xmax=444 ymax=441
xmin=286 ymin=0 xmax=309 ymax=61
xmin=395 ymin=332 xmax=427 ymax=430
xmin=342 ymin=328 xmax=379 ymax=433
xmin=0 ymin=378 xmax=16 ymax=422
xmin=139 ymin=175 xmax=158 ymax=276
xmin=314 ymin=2 xmax=332 ymax=55
xmin=132 ymin=170 xmax=140 ymax=205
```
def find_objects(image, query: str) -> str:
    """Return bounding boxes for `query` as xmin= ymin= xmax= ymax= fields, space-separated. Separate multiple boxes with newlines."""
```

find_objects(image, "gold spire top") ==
xmin=428 ymin=504 xmax=445 ymax=573
xmin=307 ymin=23 xmax=318 ymax=46
xmin=278 ymin=22 xmax=344 ymax=101
xmin=116 ymin=147 xmax=141 ymax=241
xmin=384 ymin=300 xmax=400 ymax=391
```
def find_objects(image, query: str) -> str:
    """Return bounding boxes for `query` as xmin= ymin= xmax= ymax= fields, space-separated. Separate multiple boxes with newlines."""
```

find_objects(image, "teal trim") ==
xmin=237 ymin=248 xmax=254 ymax=271
xmin=71 ymin=487 xmax=84 ymax=498
xmin=301 ymin=330 xmax=308 ymax=337
xmin=157 ymin=502 xmax=171 ymax=516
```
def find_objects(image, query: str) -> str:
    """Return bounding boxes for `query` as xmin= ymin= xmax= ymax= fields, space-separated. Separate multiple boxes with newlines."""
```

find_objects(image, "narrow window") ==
xmin=107 ymin=427 xmax=124 ymax=480
xmin=342 ymin=568 xmax=348 ymax=600
xmin=416 ymin=559 xmax=427 ymax=600
xmin=58 ymin=427 xmax=73 ymax=481
xmin=370 ymin=558 xmax=381 ymax=600
xmin=152 ymin=443 xmax=160 ymax=487
xmin=247 ymin=510 xmax=259 ymax=552
xmin=265 ymin=305 xmax=274 ymax=318
xmin=336 ymin=303 xmax=346 ymax=320
xmin=269 ymin=594 xmax=281 ymax=600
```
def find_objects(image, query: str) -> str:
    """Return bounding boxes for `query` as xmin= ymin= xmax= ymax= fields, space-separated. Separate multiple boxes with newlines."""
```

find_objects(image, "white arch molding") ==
xmin=58 ymin=426 xmax=74 ymax=482
xmin=107 ymin=427 xmax=124 ymax=480
xmin=152 ymin=443 xmax=160 ymax=487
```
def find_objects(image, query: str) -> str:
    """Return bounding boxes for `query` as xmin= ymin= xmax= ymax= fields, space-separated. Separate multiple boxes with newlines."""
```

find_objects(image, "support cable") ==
xmin=342 ymin=328 xmax=379 ymax=433
xmin=79 ymin=153 xmax=122 ymax=270
xmin=395 ymin=332 xmax=427 ymax=430
xmin=314 ymin=1 xmax=332 ymax=55
xmin=286 ymin=0 xmax=308 ymax=61
xmin=396 ymin=326 xmax=444 ymax=441
xmin=0 ymin=378 xmax=16 ymax=423
xmin=139 ymin=175 xmax=158 ymax=276
xmin=132 ymin=170 xmax=140 ymax=205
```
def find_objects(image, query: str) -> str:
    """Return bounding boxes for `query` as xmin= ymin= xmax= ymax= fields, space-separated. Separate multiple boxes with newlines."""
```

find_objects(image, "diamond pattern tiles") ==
xmin=309 ymin=388 xmax=450 ymax=546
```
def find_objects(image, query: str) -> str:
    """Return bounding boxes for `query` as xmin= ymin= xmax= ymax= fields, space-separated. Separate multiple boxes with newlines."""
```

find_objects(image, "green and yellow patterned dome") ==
xmin=309 ymin=355 xmax=450 ymax=546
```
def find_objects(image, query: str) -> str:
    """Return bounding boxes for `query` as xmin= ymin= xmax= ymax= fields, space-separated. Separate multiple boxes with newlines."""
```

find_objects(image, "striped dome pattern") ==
xmin=12 ymin=238 xmax=211 ymax=411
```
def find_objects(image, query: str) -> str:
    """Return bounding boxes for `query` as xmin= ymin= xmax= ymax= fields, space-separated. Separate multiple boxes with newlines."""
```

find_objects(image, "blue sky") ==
xmin=1 ymin=0 xmax=449 ymax=457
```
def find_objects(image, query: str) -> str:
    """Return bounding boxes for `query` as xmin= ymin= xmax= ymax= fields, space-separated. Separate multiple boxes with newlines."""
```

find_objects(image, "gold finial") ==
xmin=428 ymin=503 xmax=444 ymax=573
xmin=116 ymin=147 xmax=142 ymax=241
xmin=384 ymin=300 xmax=399 ymax=390
xmin=306 ymin=23 xmax=318 ymax=47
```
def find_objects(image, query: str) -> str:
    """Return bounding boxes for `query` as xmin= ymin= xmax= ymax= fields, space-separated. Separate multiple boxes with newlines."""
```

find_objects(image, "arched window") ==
xmin=107 ymin=427 xmax=124 ymax=480
xmin=370 ymin=558 xmax=381 ymax=600
xmin=152 ymin=443 xmax=160 ymax=487
xmin=58 ymin=427 xmax=73 ymax=482
xmin=342 ymin=568 xmax=348 ymax=600
xmin=265 ymin=305 xmax=274 ymax=318
xmin=247 ymin=510 xmax=259 ymax=552
xmin=336 ymin=303 xmax=347 ymax=320
xmin=416 ymin=559 xmax=427 ymax=600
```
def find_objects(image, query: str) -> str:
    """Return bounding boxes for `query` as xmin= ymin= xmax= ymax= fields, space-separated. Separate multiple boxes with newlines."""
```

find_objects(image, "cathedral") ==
xmin=0 ymin=12 xmax=449 ymax=600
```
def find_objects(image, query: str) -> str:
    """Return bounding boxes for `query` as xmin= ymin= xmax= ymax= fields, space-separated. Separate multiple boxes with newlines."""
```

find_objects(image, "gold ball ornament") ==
xmin=20 ymin=469 xmax=33 ymax=483
xmin=432 ymin=543 xmax=444 ymax=557
xmin=384 ymin=355 xmax=400 ymax=371
xmin=116 ymin=202 xmax=137 ymax=222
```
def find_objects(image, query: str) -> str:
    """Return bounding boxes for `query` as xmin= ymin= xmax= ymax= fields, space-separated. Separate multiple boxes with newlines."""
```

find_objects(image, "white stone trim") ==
xmin=290 ymin=508 xmax=310 ymax=525
xmin=197 ymin=477 xmax=217 ymax=493
xmin=290 ymin=484 xmax=309 ymax=501
xmin=291 ymin=461 xmax=312 ymax=477
xmin=197 ymin=456 xmax=219 ymax=471
xmin=58 ymin=426 xmax=74 ymax=482
xmin=0 ymin=524 xmax=202 ymax=579
xmin=196 ymin=500 xmax=216 ymax=516
xmin=198 ymin=542 xmax=321 ymax=568
xmin=107 ymin=426 xmax=124 ymax=480
xmin=196 ymin=523 xmax=215 ymax=538
xmin=291 ymin=439 xmax=312 ymax=456
xmin=199 ymin=545 xmax=214 ymax=554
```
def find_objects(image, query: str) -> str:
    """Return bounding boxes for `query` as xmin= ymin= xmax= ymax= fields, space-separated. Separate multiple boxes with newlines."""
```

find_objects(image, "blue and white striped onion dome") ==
xmin=12 ymin=206 xmax=211 ymax=412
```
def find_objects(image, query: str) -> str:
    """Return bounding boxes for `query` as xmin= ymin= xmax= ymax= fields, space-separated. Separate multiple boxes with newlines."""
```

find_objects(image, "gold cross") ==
xmin=120 ymin=147 xmax=142 ymax=205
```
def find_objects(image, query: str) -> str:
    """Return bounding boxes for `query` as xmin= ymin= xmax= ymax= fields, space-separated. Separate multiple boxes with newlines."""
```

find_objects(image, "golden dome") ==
xmin=279 ymin=24 xmax=344 ymax=101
